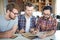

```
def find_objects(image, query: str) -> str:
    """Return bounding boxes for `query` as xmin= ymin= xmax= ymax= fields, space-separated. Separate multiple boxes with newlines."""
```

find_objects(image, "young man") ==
xmin=0 ymin=3 xmax=19 ymax=38
xmin=35 ymin=6 xmax=58 ymax=39
xmin=18 ymin=2 xmax=36 ymax=33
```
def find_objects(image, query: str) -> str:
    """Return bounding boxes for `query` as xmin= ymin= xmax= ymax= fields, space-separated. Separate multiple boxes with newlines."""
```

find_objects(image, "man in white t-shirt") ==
xmin=0 ymin=3 xmax=19 ymax=38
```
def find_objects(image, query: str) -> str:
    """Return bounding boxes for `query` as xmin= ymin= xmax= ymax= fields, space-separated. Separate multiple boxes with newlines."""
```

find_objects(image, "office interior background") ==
xmin=0 ymin=0 xmax=60 ymax=30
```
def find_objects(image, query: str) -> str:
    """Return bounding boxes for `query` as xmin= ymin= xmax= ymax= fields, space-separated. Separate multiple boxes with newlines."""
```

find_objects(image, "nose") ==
xmin=15 ymin=14 xmax=18 ymax=17
xmin=29 ymin=11 xmax=32 ymax=14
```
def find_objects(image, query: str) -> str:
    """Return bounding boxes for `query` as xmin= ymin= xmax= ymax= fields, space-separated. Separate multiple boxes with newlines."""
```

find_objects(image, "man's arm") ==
xmin=45 ymin=20 xmax=58 ymax=37
xmin=40 ymin=19 xmax=58 ymax=39
xmin=39 ymin=30 xmax=56 ymax=39
xmin=18 ymin=15 xmax=25 ymax=33
xmin=11 ymin=25 xmax=18 ymax=34
xmin=44 ymin=30 xmax=56 ymax=37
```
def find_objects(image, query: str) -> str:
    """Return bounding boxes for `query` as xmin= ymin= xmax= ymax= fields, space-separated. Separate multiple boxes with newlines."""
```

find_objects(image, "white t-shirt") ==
xmin=0 ymin=15 xmax=18 ymax=32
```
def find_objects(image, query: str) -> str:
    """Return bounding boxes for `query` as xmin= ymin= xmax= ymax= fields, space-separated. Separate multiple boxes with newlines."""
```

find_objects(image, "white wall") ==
xmin=55 ymin=0 xmax=60 ymax=22
xmin=0 ymin=0 xmax=4 ymax=15
xmin=0 ymin=0 xmax=8 ymax=15
xmin=3 ymin=0 xmax=8 ymax=15
xmin=55 ymin=0 xmax=60 ymax=15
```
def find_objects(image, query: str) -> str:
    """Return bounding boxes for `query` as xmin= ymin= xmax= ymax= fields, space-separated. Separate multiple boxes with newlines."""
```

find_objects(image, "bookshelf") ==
xmin=23 ymin=0 xmax=53 ymax=12
xmin=8 ymin=0 xmax=55 ymax=13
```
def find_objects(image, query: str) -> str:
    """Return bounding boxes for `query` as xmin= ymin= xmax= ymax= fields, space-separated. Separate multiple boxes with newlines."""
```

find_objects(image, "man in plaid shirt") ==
xmin=33 ymin=6 xmax=58 ymax=40
xmin=18 ymin=2 xmax=36 ymax=33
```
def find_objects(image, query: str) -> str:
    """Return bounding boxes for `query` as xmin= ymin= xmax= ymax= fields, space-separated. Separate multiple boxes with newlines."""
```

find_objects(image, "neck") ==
xmin=25 ymin=14 xmax=31 ymax=18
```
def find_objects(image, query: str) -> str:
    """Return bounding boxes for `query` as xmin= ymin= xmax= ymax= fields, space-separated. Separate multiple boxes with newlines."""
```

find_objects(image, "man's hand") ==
xmin=19 ymin=29 xmax=25 ymax=34
xmin=30 ymin=28 xmax=34 ymax=32
xmin=32 ymin=31 xmax=38 ymax=34
xmin=30 ymin=28 xmax=39 ymax=34
xmin=30 ymin=28 xmax=35 ymax=34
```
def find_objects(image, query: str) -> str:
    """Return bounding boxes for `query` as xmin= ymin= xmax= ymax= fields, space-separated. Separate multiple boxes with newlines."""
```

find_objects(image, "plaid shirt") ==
xmin=36 ymin=16 xmax=57 ymax=31
xmin=18 ymin=14 xmax=36 ymax=30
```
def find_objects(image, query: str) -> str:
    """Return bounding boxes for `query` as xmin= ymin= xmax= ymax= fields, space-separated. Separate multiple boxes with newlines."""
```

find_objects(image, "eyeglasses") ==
xmin=43 ymin=13 xmax=50 ymax=15
xmin=11 ymin=11 xmax=18 ymax=15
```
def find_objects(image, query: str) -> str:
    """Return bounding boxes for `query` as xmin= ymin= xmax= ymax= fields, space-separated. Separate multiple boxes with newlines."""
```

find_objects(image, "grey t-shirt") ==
xmin=0 ymin=15 xmax=18 ymax=32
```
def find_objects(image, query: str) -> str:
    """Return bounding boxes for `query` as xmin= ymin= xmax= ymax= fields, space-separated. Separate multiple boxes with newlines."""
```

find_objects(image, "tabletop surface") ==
xmin=0 ymin=30 xmax=60 ymax=40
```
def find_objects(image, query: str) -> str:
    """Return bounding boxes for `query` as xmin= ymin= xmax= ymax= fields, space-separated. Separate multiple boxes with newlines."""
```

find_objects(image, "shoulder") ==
xmin=32 ymin=16 xmax=36 ymax=18
xmin=50 ymin=16 xmax=56 ymax=20
xmin=0 ymin=15 xmax=6 ymax=21
xmin=0 ymin=15 xmax=4 ymax=18
xmin=53 ymin=18 xmax=57 ymax=22
xmin=31 ymin=16 xmax=36 ymax=20
xmin=50 ymin=16 xmax=57 ymax=22
xmin=18 ymin=14 xmax=25 ymax=18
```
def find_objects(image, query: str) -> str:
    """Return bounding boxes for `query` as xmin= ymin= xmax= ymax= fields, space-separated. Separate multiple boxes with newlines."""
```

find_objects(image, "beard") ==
xmin=43 ymin=15 xmax=50 ymax=20
xmin=9 ymin=14 xmax=15 ymax=20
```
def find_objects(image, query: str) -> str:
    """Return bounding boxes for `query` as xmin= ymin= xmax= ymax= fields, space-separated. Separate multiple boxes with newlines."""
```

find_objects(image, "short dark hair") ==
xmin=42 ymin=6 xmax=52 ymax=13
xmin=6 ymin=2 xmax=19 ymax=12
xmin=24 ymin=2 xmax=34 ymax=9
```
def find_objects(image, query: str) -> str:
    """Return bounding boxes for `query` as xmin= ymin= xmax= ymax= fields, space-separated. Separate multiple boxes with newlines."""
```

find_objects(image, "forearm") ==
xmin=45 ymin=30 xmax=56 ymax=37
xmin=11 ymin=25 xmax=18 ymax=34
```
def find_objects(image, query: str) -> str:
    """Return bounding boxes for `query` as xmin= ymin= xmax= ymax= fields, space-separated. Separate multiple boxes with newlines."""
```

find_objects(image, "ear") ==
xmin=6 ymin=10 xmax=10 ymax=13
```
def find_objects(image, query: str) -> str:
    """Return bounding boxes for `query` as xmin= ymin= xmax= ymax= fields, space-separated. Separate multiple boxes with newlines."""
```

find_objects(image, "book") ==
xmin=21 ymin=33 xmax=38 ymax=39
